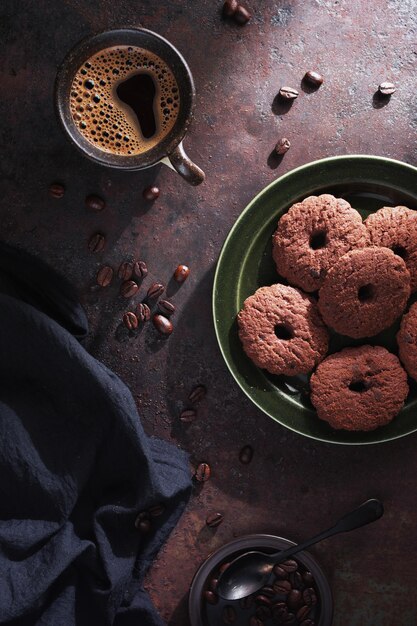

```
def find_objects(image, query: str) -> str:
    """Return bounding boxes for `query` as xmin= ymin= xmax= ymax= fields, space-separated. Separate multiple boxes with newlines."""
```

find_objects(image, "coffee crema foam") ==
xmin=69 ymin=46 xmax=180 ymax=156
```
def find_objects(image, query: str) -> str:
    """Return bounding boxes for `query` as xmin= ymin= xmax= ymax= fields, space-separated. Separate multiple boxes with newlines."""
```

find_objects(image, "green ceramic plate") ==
xmin=213 ymin=155 xmax=417 ymax=445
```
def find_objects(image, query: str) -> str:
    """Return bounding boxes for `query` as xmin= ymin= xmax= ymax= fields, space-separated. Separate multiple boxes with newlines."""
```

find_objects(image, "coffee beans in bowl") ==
xmin=188 ymin=534 xmax=332 ymax=626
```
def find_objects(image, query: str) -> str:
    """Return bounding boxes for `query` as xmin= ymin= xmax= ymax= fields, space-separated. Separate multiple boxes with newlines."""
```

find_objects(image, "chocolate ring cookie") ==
xmin=310 ymin=345 xmax=409 ymax=431
xmin=237 ymin=283 xmax=329 ymax=376
xmin=318 ymin=246 xmax=410 ymax=338
xmin=365 ymin=205 xmax=417 ymax=292
xmin=272 ymin=194 xmax=369 ymax=292
xmin=397 ymin=302 xmax=417 ymax=381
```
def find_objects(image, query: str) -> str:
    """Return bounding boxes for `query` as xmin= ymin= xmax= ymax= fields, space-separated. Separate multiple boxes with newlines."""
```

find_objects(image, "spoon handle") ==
xmin=272 ymin=499 xmax=384 ymax=563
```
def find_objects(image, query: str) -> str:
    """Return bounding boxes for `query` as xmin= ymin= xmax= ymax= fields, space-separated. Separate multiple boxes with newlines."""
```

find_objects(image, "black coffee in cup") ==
xmin=70 ymin=46 xmax=180 ymax=156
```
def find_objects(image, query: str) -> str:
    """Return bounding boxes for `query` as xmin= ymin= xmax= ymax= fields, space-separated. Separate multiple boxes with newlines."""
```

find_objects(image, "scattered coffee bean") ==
xmin=240 ymin=595 xmax=254 ymax=610
xmin=255 ymin=594 xmax=272 ymax=607
xmin=281 ymin=559 xmax=298 ymax=573
xmin=153 ymin=314 xmax=173 ymax=335
xmin=143 ymin=185 xmax=160 ymax=201
xmin=195 ymin=462 xmax=211 ymax=482
xmin=96 ymin=265 xmax=113 ymax=287
xmin=279 ymin=86 xmax=299 ymax=100
xmin=209 ymin=578 xmax=219 ymax=592
xmin=189 ymin=384 xmax=207 ymax=403
xmin=303 ymin=70 xmax=324 ymax=87
xmin=148 ymin=503 xmax=165 ymax=517
xmin=302 ymin=571 xmax=314 ymax=586
xmin=239 ymin=444 xmax=254 ymax=464
xmin=275 ymin=137 xmax=291 ymax=155
xmin=206 ymin=512 xmax=224 ymax=528
xmin=222 ymin=605 xmax=236 ymax=624
xmin=134 ymin=260 xmax=148 ymax=279
xmin=223 ymin=0 xmax=238 ymax=17
xmin=86 ymin=194 xmax=105 ymax=211
xmin=273 ymin=580 xmax=292 ymax=594
xmin=287 ymin=589 xmax=303 ymax=610
xmin=273 ymin=564 xmax=289 ymax=579
xmin=203 ymin=590 xmax=218 ymax=605
xmin=137 ymin=302 xmax=151 ymax=322
xmin=173 ymin=264 xmax=190 ymax=283
xmin=378 ymin=81 xmax=396 ymax=95
xmin=249 ymin=617 xmax=263 ymax=626
xmin=233 ymin=4 xmax=252 ymax=24
xmin=49 ymin=182 xmax=65 ymax=198
xmin=123 ymin=311 xmax=138 ymax=330
xmin=120 ymin=280 xmax=139 ymax=298
xmin=88 ymin=232 xmax=106 ymax=253
xmin=255 ymin=605 xmax=271 ymax=620
xmin=118 ymin=261 xmax=133 ymax=281
xmin=296 ymin=605 xmax=311 ymax=621
xmin=147 ymin=282 xmax=165 ymax=299
xmin=219 ymin=562 xmax=231 ymax=574
xmin=134 ymin=512 xmax=151 ymax=533
xmin=303 ymin=588 xmax=317 ymax=606
xmin=158 ymin=299 xmax=176 ymax=315
xmin=180 ymin=408 xmax=197 ymax=423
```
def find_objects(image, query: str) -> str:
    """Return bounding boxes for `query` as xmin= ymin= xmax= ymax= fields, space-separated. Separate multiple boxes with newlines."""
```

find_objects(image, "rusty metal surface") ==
xmin=1 ymin=1 xmax=417 ymax=624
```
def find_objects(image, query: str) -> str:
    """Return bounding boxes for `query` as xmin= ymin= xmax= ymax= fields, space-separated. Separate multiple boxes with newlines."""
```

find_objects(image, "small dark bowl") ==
xmin=188 ymin=534 xmax=333 ymax=626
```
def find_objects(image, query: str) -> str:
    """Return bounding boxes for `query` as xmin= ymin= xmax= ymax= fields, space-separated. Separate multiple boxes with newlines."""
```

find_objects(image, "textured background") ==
xmin=1 ymin=0 xmax=416 ymax=624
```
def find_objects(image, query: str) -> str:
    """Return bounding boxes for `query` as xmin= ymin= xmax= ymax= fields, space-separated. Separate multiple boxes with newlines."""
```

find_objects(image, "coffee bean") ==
xmin=86 ymin=194 xmax=105 ymax=211
xmin=118 ymin=261 xmax=133 ymax=281
xmin=147 ymin=282 xmax=165 ymax=299
xmin=303 ymin=588 xmax=317 ymax=606
xmin=290 ymin=571 xmax=303 ymax=589
xmin=223 ymin=0 xmax=238 ymax=17
xmin=275 ymin=138 xmax=291 ymax=155
xmin=219 ymin=562 xmax=231 ymax=574
xmin=180 ymin=408 xmax=197 ymax=423
xmin=255 ymin=605 xmax=271 ymax=620
xmin=173 ymin=264 xmax=190 ymax=283
xmin=279 ymin=86 xmax=299 ymax=100
xmin=158 ymin=299 xmax=175 ymax=315
xmin=378 ymin=81 xmax=395 ymax=95
xmin=303 ymin=70 xmax=324 ymax=87
xmin=189 ymin=384 xmax=206 ymax=403
xmin=255 ymin=594 xmax=272 ymax=607
xmin=233 ymin=4 xmax=252 ymax=24
xmin=296 ymin=605 xmax=311 ymax=621
xmin=273 ymin=580 xmax=291 ymax=594
xmin=148 ymin=503 xmax=165 ymax=517
xmin=143 ymin=185 xmax=160 ymax=201
xmin=273 ymin=564 xmax=289 ymax=579
xmin=222 ymin=606 xmax=236 ymax=624
xmin=203 ymin=590 xmax=218 ymax=605
xmin=287 ymin=589 xmax=303 ymax=610
xmin=249 ymin=617 xmax=263 ymax=626
xmin=259 ymin=585 xmax=275 ymax=598
xmin=88 ymin=232 xmax=106 ymax=253
xmin=120 ymin=280 xmax=139 ymax=298
xmin=272 ymin=605 xmax=288 ymax=621
xmin=239 ymin=444 xmax=254 ymax=464
xmin=96 ymin=265 xmax=113 ymax=287
xmin=240 ymin=595 xmax=254 ymax=609
xmin=49 ymin=182 xmax=65 ymax=198
xmin=281 ymin=559 xmax=298 ymax=573
xmin=209 ymin=578 xmax=219 ymax=592
xmin=302 ymin=571 xmax=314 ymax=586
xmin=134 ymin=260 xmax=148 ymax=279
xmin=206 ymin=512 xmax=223 ymax=528
xmin=283 ymin=612 xmax=296 ymax=624
xmin=123 ymin=311 xmax=138 ymax=330
xmin=134 ymin=513 xmax=151 ymax=533
xmin=195 ymin=462 xmax=211 ymax=482
xmin=137 ymin=302 xmax=151 ymax=322
xmin=153 ymin=314 xmax=173 ymax=335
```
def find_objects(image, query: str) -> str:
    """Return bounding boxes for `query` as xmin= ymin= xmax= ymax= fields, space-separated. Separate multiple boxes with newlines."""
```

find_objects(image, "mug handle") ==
xmin=165 ymin=141 xmax=205 ymax=186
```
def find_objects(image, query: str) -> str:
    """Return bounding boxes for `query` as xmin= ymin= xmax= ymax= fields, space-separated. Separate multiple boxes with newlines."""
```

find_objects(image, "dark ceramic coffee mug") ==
xmin=55 ymin=27 xmax=205 ymax=185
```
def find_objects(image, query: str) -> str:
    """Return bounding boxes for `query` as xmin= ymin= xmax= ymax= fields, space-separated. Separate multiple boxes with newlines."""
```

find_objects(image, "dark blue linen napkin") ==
xmin=0 ymin=243 xmax=192 ymax=625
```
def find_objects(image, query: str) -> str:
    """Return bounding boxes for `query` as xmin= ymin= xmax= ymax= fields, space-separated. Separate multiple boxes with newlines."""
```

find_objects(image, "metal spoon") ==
xmin=217 ymin=498 xmax=384 ymax=600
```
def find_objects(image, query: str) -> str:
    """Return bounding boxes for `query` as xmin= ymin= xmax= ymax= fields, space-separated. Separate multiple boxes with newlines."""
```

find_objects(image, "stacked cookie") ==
xmin=237 ymin=195 xmax=417 ymax=432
